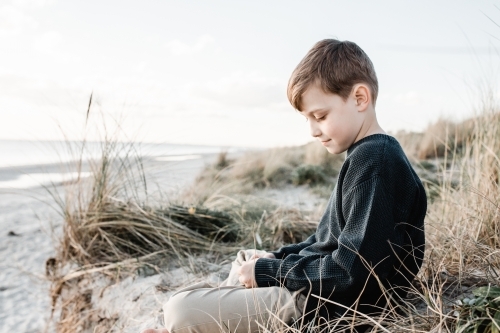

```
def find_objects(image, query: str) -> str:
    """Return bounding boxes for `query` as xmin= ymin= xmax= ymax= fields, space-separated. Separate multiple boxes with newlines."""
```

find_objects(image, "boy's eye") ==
xmin=315 ymin=115 xmax=326 ymax=121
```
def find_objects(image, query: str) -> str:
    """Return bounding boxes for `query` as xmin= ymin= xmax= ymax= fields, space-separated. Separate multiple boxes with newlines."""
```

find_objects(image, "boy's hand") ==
xmin=238 ymin=251 xmax=276 ymax=288
xmin=248 ymin=251 xmax=276 ymax=260
xmin=238 ymin=258 xmax=258 ymax=288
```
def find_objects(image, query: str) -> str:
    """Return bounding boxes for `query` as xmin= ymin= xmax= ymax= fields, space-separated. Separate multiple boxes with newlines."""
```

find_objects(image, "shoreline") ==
xmin=0 ymin=152 xmax=232 ymax=191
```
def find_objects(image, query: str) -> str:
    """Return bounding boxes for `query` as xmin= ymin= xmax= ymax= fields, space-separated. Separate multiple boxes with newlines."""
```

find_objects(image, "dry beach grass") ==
xmin=44 ymin=91 xmax=500 ymax=332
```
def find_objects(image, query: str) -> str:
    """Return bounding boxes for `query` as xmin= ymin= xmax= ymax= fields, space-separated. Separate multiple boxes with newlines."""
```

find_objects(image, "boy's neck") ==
xmin=353 ymin=108 xmax=386 ymax=144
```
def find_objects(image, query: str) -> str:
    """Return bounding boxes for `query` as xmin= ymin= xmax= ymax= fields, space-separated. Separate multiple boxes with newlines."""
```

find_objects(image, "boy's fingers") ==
xmin=248 ymin=252 xmax=275 ymax=260
xmin=239 ymin=275 xmax=252 ymax=288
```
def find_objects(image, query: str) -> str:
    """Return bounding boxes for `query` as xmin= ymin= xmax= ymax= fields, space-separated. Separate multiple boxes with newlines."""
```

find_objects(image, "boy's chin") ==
xmin=325 ymin=145 xmax=347 ymax=155
xmin=325 ymin=146 xmax=340 ymax=155
xmin=326 ymin=147 xmax=337 ymax=154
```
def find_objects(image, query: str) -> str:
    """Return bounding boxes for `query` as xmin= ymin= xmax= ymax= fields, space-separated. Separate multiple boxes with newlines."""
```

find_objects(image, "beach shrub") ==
xmin=229 ymin=146 xmax=304 ymax=187
xmin=204 ymin=196 xmax=318 ymax=250
xmin=57 ymin=144 xmax=241 ymax=265
xmin=216 ymin=143 xmax=341 ymax=189
xmin=291 ymin=164 xmax=328 ymax=185
xmin=418 ymin=93 xmax=500 ymax=329
xmin=214 ymin=150 xmax=231 ymax=170
xmin=417 ymin=159 xmax=437 ymax=171
xmin=393 ymin=129 xmax=424 ymax=159
xmin=166 ymin=205 xmax=237 ymax=242
xmin=417 ymin=117 xmax=474 ymax=159
xmin=456 ymin=285 xmax=500 ymax=333
xmin=229 ymin=150 xmax=267 ymax=186
xmin=54 ymin=136 xmax=322 ymax=267
xmin=304 ymin=140 xmax=343 ymax=176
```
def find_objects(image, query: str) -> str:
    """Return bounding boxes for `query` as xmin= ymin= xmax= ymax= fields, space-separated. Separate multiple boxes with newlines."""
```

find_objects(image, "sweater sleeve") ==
xmin=255 ymin=175 xmax=405 ymax=297
xmin=270 ymin=234 xmax=317 ymax=259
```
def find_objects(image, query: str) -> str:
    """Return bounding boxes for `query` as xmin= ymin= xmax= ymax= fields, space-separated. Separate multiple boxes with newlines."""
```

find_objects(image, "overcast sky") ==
xmin=1 ymin=0 xmax=499 ymax=147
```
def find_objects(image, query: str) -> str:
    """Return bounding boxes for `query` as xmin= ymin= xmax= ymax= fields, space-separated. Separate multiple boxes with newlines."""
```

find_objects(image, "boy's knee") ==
xmin=163 ymin=292 xmax=214 ymax=333
xmin=163 ymin=293 xmax=188 ymax=331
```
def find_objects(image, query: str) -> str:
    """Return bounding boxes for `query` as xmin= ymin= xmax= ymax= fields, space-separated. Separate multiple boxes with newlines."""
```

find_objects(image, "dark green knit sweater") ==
xmin=254 ymin=134 xmax=427 ymax=318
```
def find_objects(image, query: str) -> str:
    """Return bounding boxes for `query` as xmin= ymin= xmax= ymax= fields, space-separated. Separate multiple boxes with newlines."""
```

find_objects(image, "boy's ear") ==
xmin=353 ymin=84 xmax=370 ymax=111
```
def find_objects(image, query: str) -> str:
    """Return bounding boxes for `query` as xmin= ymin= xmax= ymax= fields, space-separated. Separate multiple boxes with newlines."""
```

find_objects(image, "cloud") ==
xmin=392 ymin=91 xmax=421 ymax=106
xmin=33 ymin=30 xmax=62 ymax=54
xmin=0 ymin=0 xmax=55 ymax=35
xmin=165 ymin=34 xmax=214 ymax=56
xmin=189 ymin=73 xmax=289 ymax=110
xmin=379 ymin=91 xmax=422 ymax=107
xmin=0 ymin=5 xmax=38 ymax=33
xmin=11 ymin=0 xmax=55 ymax=10
xmin=134 ymin=61 xmax=147 ymax=73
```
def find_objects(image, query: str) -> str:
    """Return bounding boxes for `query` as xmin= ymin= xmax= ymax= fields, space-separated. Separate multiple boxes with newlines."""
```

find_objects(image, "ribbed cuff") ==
xmin=270 ymin=250 xmax=284 ymax=259
xmin=254 ymin=258 xmax=281 ymax=287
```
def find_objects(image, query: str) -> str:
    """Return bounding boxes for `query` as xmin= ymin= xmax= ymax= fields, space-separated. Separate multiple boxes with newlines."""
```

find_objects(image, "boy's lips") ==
xmin=321 ymin=139 xmax=331 ymax=145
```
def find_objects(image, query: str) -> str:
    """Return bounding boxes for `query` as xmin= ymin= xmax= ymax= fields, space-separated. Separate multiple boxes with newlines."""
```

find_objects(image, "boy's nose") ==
xmin=310 ymin=122 xmax=321 ymax=138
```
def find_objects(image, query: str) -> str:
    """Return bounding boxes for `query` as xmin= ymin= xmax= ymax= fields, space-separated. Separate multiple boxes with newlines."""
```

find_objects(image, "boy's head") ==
xmin=287 ymin=39 xmax=378 ymax=111
xmin=287 ymin=39 xmax=381 ymax=154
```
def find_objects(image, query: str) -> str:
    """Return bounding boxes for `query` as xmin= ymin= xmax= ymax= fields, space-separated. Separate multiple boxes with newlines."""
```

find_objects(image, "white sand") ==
xmin=81 ymin=257 xmax=233 ymax=333
xmin=0 ymin=154 xmax=220 ymax=333
xmin=0 ymin=152 xmax=327 ymax=333
xmin=79 ymin=185 xmax=325 ymax=333
xmin=0 ymin=187 xmax=59 ymax=333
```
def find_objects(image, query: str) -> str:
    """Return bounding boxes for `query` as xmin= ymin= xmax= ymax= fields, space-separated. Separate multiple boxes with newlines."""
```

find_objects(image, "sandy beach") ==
xmin=0 ymin=153 xmax=223 ymax=333
xmin=0 ymin=186 xmax=59 ymax=333
xmin=0 ymin=149 xmax=324 ymax=333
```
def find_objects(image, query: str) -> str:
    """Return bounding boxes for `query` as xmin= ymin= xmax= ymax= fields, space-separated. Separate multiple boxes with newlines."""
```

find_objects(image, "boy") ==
xmin=143 ymin=39 xmax=426 ymax=333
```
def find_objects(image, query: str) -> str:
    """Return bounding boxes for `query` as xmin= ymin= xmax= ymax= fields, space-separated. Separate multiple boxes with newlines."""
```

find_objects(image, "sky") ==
xmin=1 ymin=0 xmax=500 ymax=148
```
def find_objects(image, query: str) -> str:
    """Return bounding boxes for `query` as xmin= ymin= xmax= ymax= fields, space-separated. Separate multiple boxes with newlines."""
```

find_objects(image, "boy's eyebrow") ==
xmin=301 ymin=107 xmax=328 ymax=115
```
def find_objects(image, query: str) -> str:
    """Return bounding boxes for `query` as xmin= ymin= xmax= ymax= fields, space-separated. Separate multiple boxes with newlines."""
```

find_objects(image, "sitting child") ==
xmin=142 ymin=38 xmax=427 ymax=333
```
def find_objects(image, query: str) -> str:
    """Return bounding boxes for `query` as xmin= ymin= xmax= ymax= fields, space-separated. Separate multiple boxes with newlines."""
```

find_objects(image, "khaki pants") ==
xmin=163 ymin=250 xmax=306 ymax=333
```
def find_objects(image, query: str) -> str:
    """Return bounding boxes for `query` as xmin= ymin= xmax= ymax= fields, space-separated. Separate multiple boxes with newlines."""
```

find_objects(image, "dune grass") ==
xmin=46 ymin=121 xmax=325 ymax=332
xmin=45 ymin=90 xmax=500 ymax=333
xmin=408 ymin=93 xmax=500 ymax=332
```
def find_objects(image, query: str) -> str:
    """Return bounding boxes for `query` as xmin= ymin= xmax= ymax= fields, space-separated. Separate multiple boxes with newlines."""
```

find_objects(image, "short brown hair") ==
xmin=287 ymin=39 xmax=378 ymax=110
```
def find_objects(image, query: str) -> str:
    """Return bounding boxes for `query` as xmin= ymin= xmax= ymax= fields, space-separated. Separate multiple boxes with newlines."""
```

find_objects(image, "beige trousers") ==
xmin=163 ymin=250 xmax=306 ymax=333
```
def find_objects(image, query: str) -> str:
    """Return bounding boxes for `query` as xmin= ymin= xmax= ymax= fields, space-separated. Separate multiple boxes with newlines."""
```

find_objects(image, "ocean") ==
xmin=0 ymin=140 xmax=239 ymax=189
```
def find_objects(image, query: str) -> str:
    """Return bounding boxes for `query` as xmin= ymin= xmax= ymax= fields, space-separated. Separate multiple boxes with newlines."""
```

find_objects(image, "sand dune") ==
xmin=0 ymin=154 xmax=220 ymax=333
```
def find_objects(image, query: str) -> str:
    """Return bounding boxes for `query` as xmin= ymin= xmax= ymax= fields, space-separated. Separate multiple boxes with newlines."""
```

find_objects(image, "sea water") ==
xmin=0 ymin=140 xmax=239 ymax=189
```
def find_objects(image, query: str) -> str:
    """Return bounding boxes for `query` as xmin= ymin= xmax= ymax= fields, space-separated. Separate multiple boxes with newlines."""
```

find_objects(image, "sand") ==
xmin=0 ymin=186 xmax=59 ymax=333
xmin=0 ymin=152 xmax=325 ymax=333
xmin=0 ymin=154 xmax=223 ymax=333
xmin=67 ymin=184 xmax=324 ymax=333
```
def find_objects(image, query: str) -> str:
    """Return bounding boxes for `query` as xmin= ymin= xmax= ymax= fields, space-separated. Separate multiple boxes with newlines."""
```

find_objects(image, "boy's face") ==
xmin=299 ymin=83 xmax=364 ymax=154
